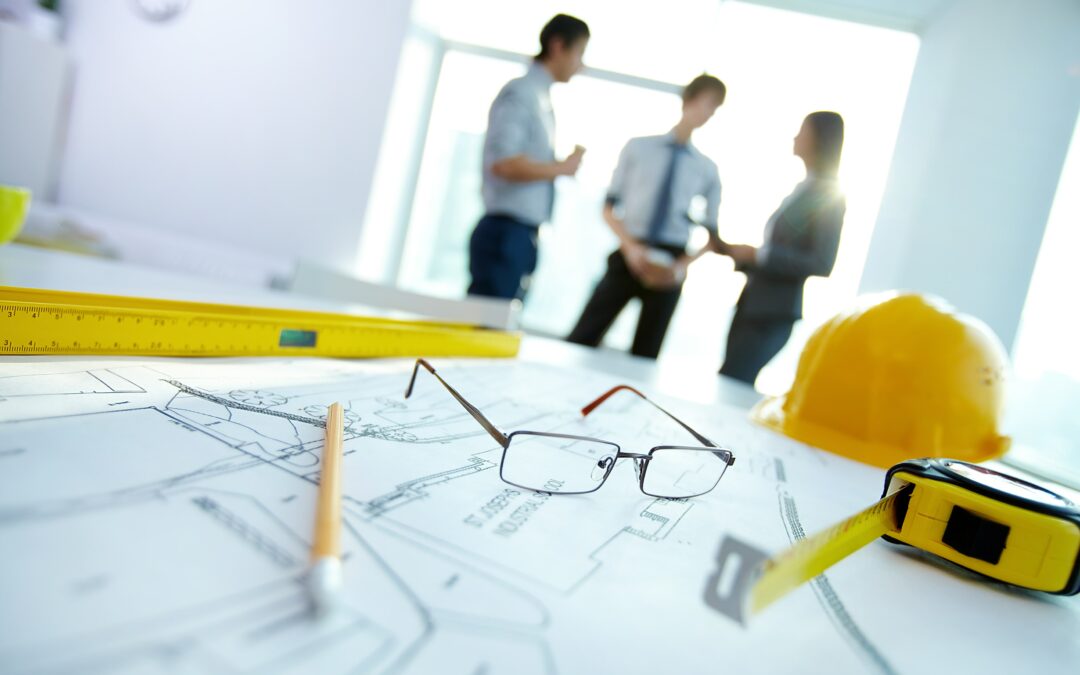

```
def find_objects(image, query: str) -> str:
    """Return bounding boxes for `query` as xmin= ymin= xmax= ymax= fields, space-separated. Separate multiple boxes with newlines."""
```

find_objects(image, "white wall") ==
xmin=56 ymin=0 xmax=413 ymax=271
xmin=860 ymin=0 xmax=1080 ymax=349
xmin=0 ymin=22 xmax=70 ymax=199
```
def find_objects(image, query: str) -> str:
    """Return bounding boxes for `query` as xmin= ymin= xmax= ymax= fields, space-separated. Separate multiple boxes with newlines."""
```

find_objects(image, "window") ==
xmin=1007 ymin=111 xmax=1080 ymax=488
xmin=395 ymin=51 xmax=524 ymax=298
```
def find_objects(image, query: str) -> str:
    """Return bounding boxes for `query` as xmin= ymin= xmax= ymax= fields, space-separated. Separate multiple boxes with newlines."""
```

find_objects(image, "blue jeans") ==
xmin=467 ymin=214 xmax=539 ymax=301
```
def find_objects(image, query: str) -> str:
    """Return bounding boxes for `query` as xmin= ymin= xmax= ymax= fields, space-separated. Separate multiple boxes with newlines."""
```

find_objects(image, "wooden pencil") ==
xmin=309 ymin=402 xmax=344 ymax=615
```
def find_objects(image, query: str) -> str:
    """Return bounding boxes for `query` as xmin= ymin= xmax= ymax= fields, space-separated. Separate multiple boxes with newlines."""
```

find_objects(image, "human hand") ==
xmin=707 ymin=231 xmax=729 ymax=254
xmin=559 ymin=145 xmax=586 ymax=176
xmin=672 ymin=257 xmax=689 ymax=284
xmin=638 ymin=257 xmax=688 ymax=290
xmin=725 ymin=244 xmax=757 ymax=266
xmin=621 ymin=240 xmax=650 ymax=277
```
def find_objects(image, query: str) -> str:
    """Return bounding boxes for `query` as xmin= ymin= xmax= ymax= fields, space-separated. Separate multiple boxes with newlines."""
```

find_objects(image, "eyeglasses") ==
xmin=404 ymin=359 xmax=735 ymax=499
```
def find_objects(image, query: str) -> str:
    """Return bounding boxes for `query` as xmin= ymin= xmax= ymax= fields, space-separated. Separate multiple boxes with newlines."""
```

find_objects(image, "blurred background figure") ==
xmin=566 ymin=75 xmax=725 ymax=359
xmin=466 ymin=13 xmax=590 ymax=301
xmin=4 ymin=1 xmax=1075 ymax=485
xmin=717 ymin=111 xmax=846 ymax=385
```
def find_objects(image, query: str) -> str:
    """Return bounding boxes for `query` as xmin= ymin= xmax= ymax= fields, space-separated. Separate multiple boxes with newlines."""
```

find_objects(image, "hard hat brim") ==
xmin=751 ymin=395 xmax=1011 ymax=469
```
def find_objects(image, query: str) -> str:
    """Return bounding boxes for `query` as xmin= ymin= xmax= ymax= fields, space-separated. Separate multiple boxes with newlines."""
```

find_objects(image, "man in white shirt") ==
xmin=566 ymin=75 xmax=726 ymax=358
xmin=467 ymin=14 xmax=590 ymax=301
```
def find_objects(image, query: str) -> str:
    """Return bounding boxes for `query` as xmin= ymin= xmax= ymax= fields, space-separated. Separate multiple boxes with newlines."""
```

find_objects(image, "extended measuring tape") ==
xmin=705 ymin=458 xmax=1080 ymax=624
xmin=0 ymin=286 xmax=520 ymax=359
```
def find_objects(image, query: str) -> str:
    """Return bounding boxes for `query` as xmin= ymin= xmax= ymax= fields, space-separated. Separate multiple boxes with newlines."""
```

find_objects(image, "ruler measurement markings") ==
xmin=1 ymin=290 xmax=519 ymax=358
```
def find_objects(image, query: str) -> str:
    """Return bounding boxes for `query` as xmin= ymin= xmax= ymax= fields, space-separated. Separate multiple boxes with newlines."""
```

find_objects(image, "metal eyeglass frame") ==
xmin=404 ymin=359 xmax=735 ymax=498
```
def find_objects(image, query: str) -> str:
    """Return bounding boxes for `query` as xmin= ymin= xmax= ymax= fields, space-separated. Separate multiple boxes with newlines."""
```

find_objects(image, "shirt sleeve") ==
xmin=605 ymin=141 xmax=634 ymax=206
xmin=758 ymin=195 xmax=846 ymax=279
xmin=485 ymin=89 xmax=531 ymax=163
xmin=701 ymin=163 xmax=722 ymax=234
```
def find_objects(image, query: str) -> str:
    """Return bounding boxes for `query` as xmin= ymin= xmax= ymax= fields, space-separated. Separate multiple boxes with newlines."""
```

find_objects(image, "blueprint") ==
xmin=0 ymin=356 xmax=1077 ymax=675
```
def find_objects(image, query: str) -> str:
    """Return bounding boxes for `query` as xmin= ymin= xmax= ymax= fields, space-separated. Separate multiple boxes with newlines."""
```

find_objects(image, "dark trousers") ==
xmin=467 ymin=214 xmax=539 ymax=301
xmin=566 ymin=248 xmax=684 ymax=359
xmin=719 ymin=307 xmax=794 ymax=385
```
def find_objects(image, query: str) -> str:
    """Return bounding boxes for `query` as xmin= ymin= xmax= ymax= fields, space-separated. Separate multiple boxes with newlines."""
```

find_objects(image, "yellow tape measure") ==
xmin=705 ymin=459 xmax=1080 ymax=624
xmin=0 ymin=286 xmax=520 ymax=359
xmin=749 ymin=486 xmax=908 ymax=613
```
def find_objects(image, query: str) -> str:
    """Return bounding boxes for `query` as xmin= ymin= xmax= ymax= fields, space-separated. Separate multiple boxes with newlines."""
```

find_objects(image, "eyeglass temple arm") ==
xmin=581 ymin=385 xmax=729 ymax=460
xmin=404 ymin=359 xmax=510 ymax=449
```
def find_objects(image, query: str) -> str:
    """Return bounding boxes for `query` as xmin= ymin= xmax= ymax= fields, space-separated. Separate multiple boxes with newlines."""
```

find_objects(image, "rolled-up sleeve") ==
xmin=605 ymin=141 xmax=634 ymax=207
xmin=486 ymin=90 xmax=530 ymax=164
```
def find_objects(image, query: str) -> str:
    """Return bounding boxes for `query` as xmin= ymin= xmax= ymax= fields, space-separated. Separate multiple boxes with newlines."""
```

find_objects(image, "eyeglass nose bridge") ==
xmin=591 ymin=451 xmax=650 ymax=482
xmin=613 ymin=451 xmax=651 ymax=481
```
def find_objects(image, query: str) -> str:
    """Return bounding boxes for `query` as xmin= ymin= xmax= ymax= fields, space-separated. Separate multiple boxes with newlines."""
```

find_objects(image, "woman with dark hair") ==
xmin=716 ymin=111 xmax=846 ymax=386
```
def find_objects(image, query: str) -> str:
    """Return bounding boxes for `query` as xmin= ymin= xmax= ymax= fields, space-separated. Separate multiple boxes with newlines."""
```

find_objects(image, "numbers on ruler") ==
xmin=3 ymin=301 xmax=513 ymax=356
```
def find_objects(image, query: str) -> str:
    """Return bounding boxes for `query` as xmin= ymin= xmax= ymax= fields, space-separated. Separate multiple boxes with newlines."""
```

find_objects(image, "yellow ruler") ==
xmin=0 ymin=286 xmax=520 ymax=358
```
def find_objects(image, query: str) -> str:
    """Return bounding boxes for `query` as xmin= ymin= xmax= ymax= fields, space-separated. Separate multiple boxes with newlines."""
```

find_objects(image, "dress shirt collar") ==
xmin=663 ymin=130 xmax=695 ymax=152
xmin=526 ymin=61 xmax=556 ymax=90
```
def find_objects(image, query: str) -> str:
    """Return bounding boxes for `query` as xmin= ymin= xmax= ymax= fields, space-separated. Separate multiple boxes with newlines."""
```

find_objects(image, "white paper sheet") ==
xmin=1 ymin=356 xmax=1076 ymax=674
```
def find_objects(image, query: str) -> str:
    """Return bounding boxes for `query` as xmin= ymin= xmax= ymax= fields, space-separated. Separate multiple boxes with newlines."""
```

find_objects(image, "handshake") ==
xmin=622 ymin=232 xmax=758 ymax=290
xmin=708 ymin=232 xmax=756 ymax=267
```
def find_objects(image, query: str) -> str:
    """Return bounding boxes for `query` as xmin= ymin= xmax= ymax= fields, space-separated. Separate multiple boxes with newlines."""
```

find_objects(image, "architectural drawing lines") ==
xmin=165 ymin=380 xmax=326 ymax=426
xmin=191 ymin=496 xmax=302 ymax=569
xmin=1 ymin=357 xmax=915 ymax=675
xmin=778 ymin=489 xmax=898 ymax=675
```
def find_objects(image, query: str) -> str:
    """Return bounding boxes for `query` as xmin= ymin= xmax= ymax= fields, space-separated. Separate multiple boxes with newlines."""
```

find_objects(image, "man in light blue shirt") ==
xmin=467 ymin=14 xmax=590 ymax=301
xmin=567 ymin=75 xmax=726 ymax=358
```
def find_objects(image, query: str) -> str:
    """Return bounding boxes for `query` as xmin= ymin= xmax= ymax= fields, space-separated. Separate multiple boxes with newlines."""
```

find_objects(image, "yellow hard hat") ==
xmin=751 ymin=293 xmax=1011 ymax=468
